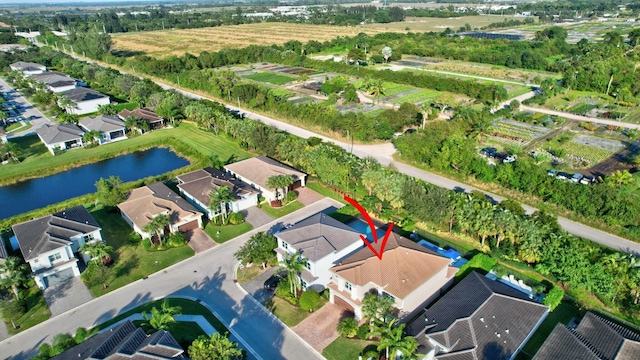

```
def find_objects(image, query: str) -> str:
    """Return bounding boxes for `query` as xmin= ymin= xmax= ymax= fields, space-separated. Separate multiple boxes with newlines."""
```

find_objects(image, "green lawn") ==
xmin=204 ymin=221 xmax=253 ymax=244
xmin=260 ymin=201 xmax=304 ymax=218
xmin=264 ymin=296 xmax=312 ymax=327
xmin=0 ymin=123 xmax=252 ymax=185
xmin=306 ymin=180 xmax=346 ymax=204
xmin=3 ymin=285 xmax=51 ymax=335
xmin=95 ymin=298 xmax=227 ymax=334
xmin=5 ymin=121 xmax=32 ymax=133
xmin=391 ymin=89 xmax=441 ymax=104
xmin=322 ymin=337 xmax=378 ymax=360
xmin=516 ymin=301 xmax=581 ymax=360
xmin=87 ymin=205 xmax=195 ymax=296
xmin=243 ymin=72 xmax=296 ymax=85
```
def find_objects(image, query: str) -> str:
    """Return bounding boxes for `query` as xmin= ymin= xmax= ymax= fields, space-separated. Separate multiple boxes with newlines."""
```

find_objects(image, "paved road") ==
xmin=0 ymin=77 xmax=52 ymax=137
xmin=0 ymin=199 xmax=338 ymax=360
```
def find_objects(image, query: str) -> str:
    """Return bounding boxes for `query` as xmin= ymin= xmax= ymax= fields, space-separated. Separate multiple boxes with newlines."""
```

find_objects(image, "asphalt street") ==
xmin=0 ymin=198 xmax=339 ymax=360
xmin=0 ymin=77 xmax=52 ymax=137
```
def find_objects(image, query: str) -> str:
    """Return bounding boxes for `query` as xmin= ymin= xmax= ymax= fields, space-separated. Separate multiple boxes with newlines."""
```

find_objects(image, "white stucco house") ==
xmin=59 ymin=87 xmax=110 ymax=115
xmin=79 ymin=114 xmax=127 ymax=144
xmin=35 ymin=123 xmax=85 ymax=155
xmin=275 ymin=212 xmax=364 ymax=292
xmin=329 ymin=233 xmax=457 ymax=321
xmin=30 ymin=71 xmax=83 ymax=93
xmin=224 ymin=156 xmax=307 ymax=202
xmin=176 ymin=167 xmax=259 ymax=220
xmin=118 ymin=182 xmax=203 ymax=240
xmin=12 ymin=206 xmax=104 ymax=289
xmin=9 ymin=61 xmax=46 ymax=76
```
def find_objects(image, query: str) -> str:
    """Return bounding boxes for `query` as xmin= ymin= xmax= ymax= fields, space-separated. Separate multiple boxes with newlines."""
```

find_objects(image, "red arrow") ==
xmin=344 ymin=195 xmax=394 ymax=260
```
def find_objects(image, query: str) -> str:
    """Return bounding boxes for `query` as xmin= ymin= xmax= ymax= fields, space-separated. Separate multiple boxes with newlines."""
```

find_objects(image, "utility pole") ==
xmin=103 ymin=24 xmax=107 ymax=33
xmin=135 ymin=22 xmax=138 ymax=31
xmin=162 ymin=21 xmax=165 ymax=30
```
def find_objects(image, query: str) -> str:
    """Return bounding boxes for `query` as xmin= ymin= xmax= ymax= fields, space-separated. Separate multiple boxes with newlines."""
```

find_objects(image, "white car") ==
xmin=503 ymin=155 xmax=517 ymax=163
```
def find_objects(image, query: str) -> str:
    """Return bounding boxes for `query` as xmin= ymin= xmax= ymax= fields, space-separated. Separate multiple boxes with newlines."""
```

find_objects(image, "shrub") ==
xmin=543 ymin=286 xmax=564 ymax=311
xmin=129 ymin=232 xmax=142 ymax=243
xmin=167 ymin=232 xmax=187 ymax=248
xmin=228 ymin=212 xmax=244 ymax=225
xmin=299 ymin=290 xmax=323 ymax=312
xmin=337 ymin=318 xmax=359 ymax=338
xmin=276 ymin=281 xmax=298 ymax=305
xmin=357 ymin=323 xmax=370 ymax=340
xmin=457 ymin=253 xmax=497 ymax=279
xmin=142 ymin=238 xmax=152 ymax=250
xmin=286 ymin=191 xmax=297 ymax=203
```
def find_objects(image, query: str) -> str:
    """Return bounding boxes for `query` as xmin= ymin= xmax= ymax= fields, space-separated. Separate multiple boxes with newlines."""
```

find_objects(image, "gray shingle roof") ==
xmin=10 ymin=61 xmax=46 ymax=71
xmin=12 ymin=205 xmax=100 ymax=261
xmin=408 ymin=271 xmax=548 ymax=360
xmin=36 ymin=123 xmax=84 ymax=145
xmin=277 ymin=212 xmax=362 ymax=262
xmin=60 ymin=87 xmax=108 ymax=103
xmin=30 ymin=71 xmax=77 ymax=88
xmin=0 ymin=234 xmax=8 ymax=261
xmin=533 ymin=312 xmax=640 ymax=360
xmin=80 ymin=114 xmax=125 ymax=133
xmin=50 ymin=320 xmax=184 ymax=360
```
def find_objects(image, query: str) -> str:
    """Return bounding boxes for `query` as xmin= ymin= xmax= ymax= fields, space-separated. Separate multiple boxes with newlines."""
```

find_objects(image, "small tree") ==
xmin=234 ymin=232 xmax=277 ymax=269
xmin=381 ymin=46 xmax=392 ymax=63
xmin=210 ymin=185 xmax=234 ymax=223
xmin=266 ymin=175 xmax=295 ymax=202
xmin=299 ymin=290 xmax=323 ymax=312
xmin=337 ymin=318 xmax=359 ymax=338
xmin=189 ymin=332 xmax=244 ymax=360
xmin=80 ymin=241 xmax=113 ymax=265
xmin=83 ymin=130 xmax=103 ymax=146
xmin=94 ymin=176 xmax=126 ymax=208
xmin=509 ymin=99 xmax=520 ymax=112
xmin=142 ymin=300 xmax=181 ymax=332
xmin=97 ymin=103 xmax=118 ymax=115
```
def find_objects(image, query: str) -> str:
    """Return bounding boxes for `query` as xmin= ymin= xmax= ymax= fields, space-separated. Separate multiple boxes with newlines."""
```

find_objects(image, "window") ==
xmin=84 ymin=233 xmax=94 ymax=242
xmin=383 ymin=292 xmax=396 ymax=302
xmin=301 ymin=280 xmax=307 ymax=289
xmin=48 ymin=253 xmax=62 ymax=263
xmin=305 ymin=262 xmax=311 ymax=270
xmin=345 ymin=281 xmax=352 ymax=292
xmin=282 ymin=240 xmax=288 ymax=249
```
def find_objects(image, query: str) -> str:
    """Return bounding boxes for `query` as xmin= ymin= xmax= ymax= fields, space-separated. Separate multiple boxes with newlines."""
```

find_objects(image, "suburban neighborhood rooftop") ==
xmin=224 ymin=155 xmax=306 ymax=189
xmin=60 ymin=87 xmax=108 ymax=102
xmin=35 ymin=123 xmax=84 ymax=144
xmin=80 ymin=114 xmax=126 ymax=133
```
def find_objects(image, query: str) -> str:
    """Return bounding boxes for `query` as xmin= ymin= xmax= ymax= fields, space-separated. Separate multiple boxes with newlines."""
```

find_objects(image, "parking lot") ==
xmin=0 ymin=77 xmax=52 ymax=136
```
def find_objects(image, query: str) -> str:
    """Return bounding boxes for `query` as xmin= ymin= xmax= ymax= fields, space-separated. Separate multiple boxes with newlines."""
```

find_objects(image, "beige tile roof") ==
xmin=117 ymin=182 xmax=202 ymax=230
xmin=176 ymin=167 xmax=258 ymax=208
xmin=330 ymin=232 xmax=452 ymax=299
xmin=224 ymin=156 xmax=306 ymax=189
xmin=118 ymin=108 xmax=163 ymax=123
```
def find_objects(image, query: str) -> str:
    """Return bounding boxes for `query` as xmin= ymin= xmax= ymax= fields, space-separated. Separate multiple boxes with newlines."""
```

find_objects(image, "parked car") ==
xmin=480 ymin=147 xmax=498 ymax=157
xmin=571 ymin=173 xmax=584 ymax=183
xmin=404 ymin=128 xmax=417 ymax=135
xmin=547 ymin=169 xmax=558 ymax=177
xmin=264 ymin=273 xmax=283 ymax=291
xmin=556 ymin=172 xmax=571 ymax=181
xmin=580 ymin=175 xmax=595 ymax=185
xmin=503 ymin=155 xmax=517 ymax=163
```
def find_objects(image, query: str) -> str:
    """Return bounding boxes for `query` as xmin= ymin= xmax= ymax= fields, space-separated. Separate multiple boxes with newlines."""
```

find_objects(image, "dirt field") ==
xmin=112 ymin=23 xmax=391 ymax=58
xmin=112 ymin=16 xmax=522 ymax=58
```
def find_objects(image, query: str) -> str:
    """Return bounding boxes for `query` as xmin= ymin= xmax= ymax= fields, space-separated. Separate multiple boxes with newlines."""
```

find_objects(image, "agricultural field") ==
xmin=559 ymin=135 xmax=625 ymax=165
xmin=352 ymin=80 xmax=414 ymax=97
xmin=388 ymin=89 xmax=442 ymax=105
xmin=242 ymin=71 xmax=296 ymax=85
xmin=486 ymin=118 xmax=553 ymax=148
xmin=361 ymin=15 xmax=527 ymax=33
xmin=111 ymin=23 xmax=393 ymax=58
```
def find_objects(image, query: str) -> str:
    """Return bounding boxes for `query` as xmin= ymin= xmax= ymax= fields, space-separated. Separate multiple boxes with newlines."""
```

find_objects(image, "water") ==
xmin=347 ymin=219 xmax=388 ymax=243
xmin=0 ymin=148 xmax=189 ymax=220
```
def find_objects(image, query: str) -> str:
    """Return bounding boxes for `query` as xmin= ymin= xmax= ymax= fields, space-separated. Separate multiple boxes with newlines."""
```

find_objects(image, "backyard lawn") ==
xmin=322 ymin=337 xmax=377 ymax=360
xmin=204 ymin=221 xmax=253 ymax=244
xmin=3 ymin=285 xmax=51 ymax=335
xmin=260 ymin=201 xmax=305 ymax=218
xmin=87 ymin=204 xmax=195 ymax=297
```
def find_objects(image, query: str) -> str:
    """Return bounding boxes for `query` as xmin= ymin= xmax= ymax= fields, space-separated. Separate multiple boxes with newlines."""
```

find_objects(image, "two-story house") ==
xmin=176 ymin=167 xmax=259 ymax=220
xmin=329 ymin=232 xmax=456 ymax=321
xmin=12 ymin=206 xmax=103 ymax=289
xmin=275 ymin=212 xmax=364 ymax=291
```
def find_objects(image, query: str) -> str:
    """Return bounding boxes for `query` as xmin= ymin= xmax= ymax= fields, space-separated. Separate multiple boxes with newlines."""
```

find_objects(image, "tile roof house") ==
xmin=224 ymin=156 xmax=307 ymax=202
xmin=329 ymin=232 xmax=456 ymax=321
xmin=176 ymin=167 xmax=259 ymax=220
xmin=118 ymin=108 xmax=164 ymax=132
xmin=79 ymin=114 xmax=127 ymax=144
xmin=30 ymin=71 xmax=81 ymax=93
xmin=118 ymin=182 xmax=203 ymax=239
xmin=533 ymin=312 xmax=640 ymax=360
xmin=36 ymin=123 xmax=85 ymax=155
xmin=275 ymin=212 xmax=364 ymax=291
xmin=407 ymin=271 xmax=549 ymax=360
xmin=9 ymin=61 xmax=46 ymax=75
xmin=59 ymin=87 xmax=110 ymax=115
xmin=50 ymin=320 xmax=184 ymax=360
xmin=11 ymin=206 xmax=104 ymax=289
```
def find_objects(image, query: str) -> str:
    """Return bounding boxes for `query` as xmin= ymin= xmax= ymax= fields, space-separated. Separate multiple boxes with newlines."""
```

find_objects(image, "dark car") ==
xmin=480 ymin=147 xmax=497 ymax=157
xmin=264 ymin=273 xmax=283 ymax=291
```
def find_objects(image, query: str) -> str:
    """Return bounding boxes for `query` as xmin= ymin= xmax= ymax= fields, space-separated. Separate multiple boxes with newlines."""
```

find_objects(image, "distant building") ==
xmin=30 ymin=71 xmax=82 ymax=93
xmin=118 ymin=108 xmax=164 ymax=132
xmin=9 ymin=61 xmax=46 ymax=76
xmin=59 ymin=87 xmax=110 ymax=115
xmin=36 ymin=123 xmax=85 ymax=154
xmin=79 ymin=115 xmax=127 ymax=144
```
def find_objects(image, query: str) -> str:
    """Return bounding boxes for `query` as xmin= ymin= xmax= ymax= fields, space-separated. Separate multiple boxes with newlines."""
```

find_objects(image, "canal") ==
xmin=0 ymin=148 xmax=189 ymax=220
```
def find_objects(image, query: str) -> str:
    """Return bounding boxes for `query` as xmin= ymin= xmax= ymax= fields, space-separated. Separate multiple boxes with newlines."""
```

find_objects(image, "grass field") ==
xmin=391 ymin=89 xmax=441 ymax=104
xmin=1 ymin=123 xmax=251 ymax=185
xmin=260 ymin=200 xmax=304 ymax=218
xmin=264 ymin=296 xmax=317 ymax=327
xmin=323 ymin=337 xmax=377 ymax=360
xmin=112 ymin=17 xmax=523 ymax=58
xmin=4 ymin=285 xmax=51 ymax=335
xmin=204 ymin=221 xmax=253 ymax=244
xmin=243 ymin=72 xmax=296 ymax=85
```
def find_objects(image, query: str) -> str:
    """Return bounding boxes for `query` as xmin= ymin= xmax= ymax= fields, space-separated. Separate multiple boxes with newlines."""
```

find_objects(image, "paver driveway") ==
xmin=43 ymin=277 xmax=94 ymax=317
xmin=185 ymin=228 xmax=215 ymax=253
xmin=293 ymin=302 xmax=350 ymax=352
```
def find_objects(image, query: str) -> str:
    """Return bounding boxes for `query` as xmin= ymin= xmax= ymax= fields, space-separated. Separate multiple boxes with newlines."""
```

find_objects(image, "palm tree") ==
xmin=336 ymin=317 xmax=359 ymax=338
xmin=189 ymin=332 xmax=243 ymax=360
xmin=266 ymin=175 xmax=294 ymax=202
xmin=83 ymin=130 xmax=103 ymax=146
xmin=97 ymin=103 xmax=118 ymax=115
xmin=57 ymin=95 xmax=75 ymax=113
xmin=280 ymin=251 xmax=307 ymax=298
xmin=59 ymin=112 xmax=79 ymax=124
xmin=80 ymin=241 xmax=113 ymax=265
xmin=368 ymin=79 xmax=385 ymax=97
xmin=156 ymin=103 xmax=183 ymax=127
xmin=142 ymin=299 xmax=181 ymax=332
xmin=376 ymin=320 xmax=419 ymax=360
xmin=361 ymin=293 xmax=395 ymax=334
xmin=142 ymin=213 xmax=171 ymax=246
xmin=607 ymin=170 xmax=634 ymax=186
xmin=0 ymin=256 xmax=30 ymax=300
xmin=210 ymin=185 xmax=234 ymax=223
xmin=0 ymin=142 xmax=21 ymax=163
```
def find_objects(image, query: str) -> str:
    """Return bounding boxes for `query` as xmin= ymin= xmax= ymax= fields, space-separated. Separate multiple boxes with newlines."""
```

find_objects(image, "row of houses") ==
xmin=35 ymin=108 xmax=164 ymax=155
xmin=9 ymin=61 xmax=110 ymax=115
xmin=4 ymin=156 xmax=306 ymax=288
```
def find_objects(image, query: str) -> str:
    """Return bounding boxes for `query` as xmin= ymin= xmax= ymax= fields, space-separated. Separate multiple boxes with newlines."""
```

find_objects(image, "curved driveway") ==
xmin=0 ymin=199 xmax=338 ymax=360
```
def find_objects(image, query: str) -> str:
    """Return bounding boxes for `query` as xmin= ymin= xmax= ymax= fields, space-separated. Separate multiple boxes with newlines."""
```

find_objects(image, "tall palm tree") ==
xmin=362 ymin=293 xmax=395 ymax=334
xmin=279 ymin=251 xmax=307 ymax=298
xmin=80 ymin=241 xmax=113 ymax=265
xmin=142 ymin=300 xmax=181 ymax=332
xmin=143 ymin=213 xmax=171 ymax=246
xmin=0 ymin=142 xmax=22 ymax=163
xmin=266 ymin=175 xmax=294 ymax=202
xmin=376 ymin=320 xmax=419 ymax=360
xmin=210 ymin=185 xmax=234 ymax=223
xmin=83 ymin=130 xmax=103 ymax=146
xmin=0 ymin=256 xmax=30 ymax=300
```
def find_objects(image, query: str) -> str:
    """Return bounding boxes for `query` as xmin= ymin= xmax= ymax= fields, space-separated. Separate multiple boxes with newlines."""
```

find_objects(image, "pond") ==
xmin=0 ymin=148 xmax=189 ymax=220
